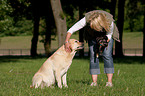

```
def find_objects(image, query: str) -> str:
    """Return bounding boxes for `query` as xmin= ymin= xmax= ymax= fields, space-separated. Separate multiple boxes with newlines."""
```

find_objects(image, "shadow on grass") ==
xmin=74 ymin=55 xmax=145 ymax=64
xmin=75 ymin=79 xmax=90 ymax=85
xmin=0 ymin=55 xmax=145 ymax=64
xmin=0 ymin=55 xmax=46 ymax=63
xmin=113 ymin=56 xmax=145 ymax=64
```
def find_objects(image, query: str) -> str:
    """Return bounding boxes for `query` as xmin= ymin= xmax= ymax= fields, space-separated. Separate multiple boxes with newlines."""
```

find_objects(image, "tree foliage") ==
xmin=125 ymin=0 xmax=144 ymax=32
xmin=0 ymin=0 xmax=144 ymax=35
xmin=0 ymin=0 xmax=144 ymax=57
xmin=0 ymin=0 xmax=33 ymax=37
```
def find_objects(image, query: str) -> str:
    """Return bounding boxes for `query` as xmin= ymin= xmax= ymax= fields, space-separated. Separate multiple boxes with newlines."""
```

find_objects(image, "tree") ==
xmin=0 ymin=0 xmax=13 ymax=37
xmin=50 ymin=0 xmax=67 ymax=47
xmin=31 ymin=0 xmax=55 ymax=56
xmin=110 ymin=0 xmax=117 ymax=17
xmin=143 ymin=0 xmax=145 ymax=57
xmin=6 ymin=0 xmax=39 ymax=57
xmin=43 ymin=0 xmax=55 ymax=56
xmin=126 ymin=0 xmax=143 ymax=32
xmin=115 ymin=0 xmax=126 ymax=57
xmin=78 ymin=1 xmax=85 ymax=57
xmin=1 ymin=0 xmax=32 ymax=37
xmin=7 ymin=0 xmax=55 ymax=57
xmin=30 ymin=0 xmax=40 ymax=56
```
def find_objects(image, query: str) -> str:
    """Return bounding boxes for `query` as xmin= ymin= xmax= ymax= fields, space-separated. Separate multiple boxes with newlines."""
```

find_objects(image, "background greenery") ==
xmin=0 ymin=0 xmax=144 ymax=37
xmin=0 ymin=0 xmax=144 ymax=56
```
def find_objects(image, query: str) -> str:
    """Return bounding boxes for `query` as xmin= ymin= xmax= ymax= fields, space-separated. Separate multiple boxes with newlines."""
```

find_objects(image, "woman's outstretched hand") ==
xmin=64 ymin=32 xmax=72 ymax=52
xmin=64 ymin=42 xmax=71 ymax=53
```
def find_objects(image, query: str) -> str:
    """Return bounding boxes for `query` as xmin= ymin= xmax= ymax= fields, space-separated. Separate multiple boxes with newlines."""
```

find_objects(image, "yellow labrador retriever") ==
xmin=30 ymin=39 xmax=83 ymax=88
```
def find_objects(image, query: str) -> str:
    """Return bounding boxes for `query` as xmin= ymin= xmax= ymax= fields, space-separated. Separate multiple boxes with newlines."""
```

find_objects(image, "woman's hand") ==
xmin=64 ymin=32 xmax=72 ymax=52
xmin=107 ymin=39 xmax=110 ymax=42
xmin=64 ymin=42 xmax=71 ymax=53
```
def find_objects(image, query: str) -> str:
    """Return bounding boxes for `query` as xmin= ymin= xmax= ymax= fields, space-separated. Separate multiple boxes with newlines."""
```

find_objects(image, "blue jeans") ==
xmin=88 ymin=38 xmax=114 ymax=74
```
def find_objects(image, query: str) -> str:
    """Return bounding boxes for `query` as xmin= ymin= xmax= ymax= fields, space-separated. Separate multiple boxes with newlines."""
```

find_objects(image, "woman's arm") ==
xmin=67 ymin=17 xmax=86 ymax=34
xmin=64 ymin=17 xmax=86 ymax=52
xmin=106 ymin=21 xmax=114 ymax=42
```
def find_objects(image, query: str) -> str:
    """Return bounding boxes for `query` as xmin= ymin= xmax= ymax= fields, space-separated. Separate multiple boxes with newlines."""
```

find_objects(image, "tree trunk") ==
xmin=31 ymin=16 xmax=40 ymax=57
xmin=143 ymin=7 xmax=145 ymax=57
xmin=44 ymin=17 xmax=52 ymax=57
xmin=30 ymin=0 xmax=40 ymax=57
xmin=78 ymin=6 xmax=84 ymax=57
xmin=110 ymin=0 xmax=117 ymax=17
xmin=44 ymin=1 xmax=54 ymax=57
xmin=115 ymin=0 xmax=125 ymax=57
xmin=50 ymin=0 xmax=67 ymax=47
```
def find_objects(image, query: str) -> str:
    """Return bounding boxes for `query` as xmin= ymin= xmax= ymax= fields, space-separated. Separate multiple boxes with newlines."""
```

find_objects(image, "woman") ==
xmin=64 ymin=10 xmax=120 ymax=87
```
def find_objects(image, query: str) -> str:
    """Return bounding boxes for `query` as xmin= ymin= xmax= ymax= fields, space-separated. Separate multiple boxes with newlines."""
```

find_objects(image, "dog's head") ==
xmin=68 ymin=39 xmax=84 ymax=51
xmin=96 ymin=36 xmax=108 ymax=47
xmin=95 ymin=36 xmax=108 ymax=58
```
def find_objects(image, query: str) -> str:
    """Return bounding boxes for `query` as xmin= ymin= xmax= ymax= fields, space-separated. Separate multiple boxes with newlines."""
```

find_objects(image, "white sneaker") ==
xmin=90 ymin=82 xmax=97 ymax=86
xmin=105 ymin=82 xmax=113 ymax=87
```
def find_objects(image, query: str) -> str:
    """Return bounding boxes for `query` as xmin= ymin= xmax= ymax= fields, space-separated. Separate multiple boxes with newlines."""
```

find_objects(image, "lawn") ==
xmin=0 ymin=32 xmax=144 ymax=95
xmin=0 ymin=32 xmax=143 ymax=50
xmin=0 ymin=32 xmax=143 ymax=56
xmin=0 ymin=56 xmax=145 ymax=96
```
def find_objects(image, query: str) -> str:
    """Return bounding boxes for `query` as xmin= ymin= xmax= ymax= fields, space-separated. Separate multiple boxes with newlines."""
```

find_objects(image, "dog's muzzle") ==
xmin=76 ymin=43 xmax=84 ymax=50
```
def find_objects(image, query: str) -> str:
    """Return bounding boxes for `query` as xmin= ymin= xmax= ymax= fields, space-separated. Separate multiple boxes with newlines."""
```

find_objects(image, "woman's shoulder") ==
xmin=85 ymin=10 xmax=114 ymax=23
xmin=85 ymin=10 xmax=112 ymax=16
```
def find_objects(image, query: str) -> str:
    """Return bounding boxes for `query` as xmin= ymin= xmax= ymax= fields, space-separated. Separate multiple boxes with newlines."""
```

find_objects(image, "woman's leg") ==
xmin=88 ymin=40 xmax=100 ymax=85
xmin=102 ymin=38 xmax=114 ymax=84
xmin=92 ymin=75 xmax=98 ymax=83
xmin=107 ymin=74 xmax=113 ymax=83
xmin=90 ymin=75 xmax=98 ymax=86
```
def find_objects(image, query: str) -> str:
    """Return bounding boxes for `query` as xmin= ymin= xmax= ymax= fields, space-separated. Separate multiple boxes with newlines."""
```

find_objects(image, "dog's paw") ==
xmin=58 ymin=85 xmax=62 ymax=89
xmin=63 ymin=84 xmax=68 ymax=88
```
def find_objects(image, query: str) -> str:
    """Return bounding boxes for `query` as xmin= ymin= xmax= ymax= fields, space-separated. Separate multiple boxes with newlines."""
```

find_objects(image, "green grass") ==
xmin=0 ymin=56 xmax=145 ymax=96
xmin=123 ymin=32 xmax=143 ymax=49
xmin=0 ymin=36 xmax=45 ymax=49
xmin=0 ymin=32 xmax=143 ymax=50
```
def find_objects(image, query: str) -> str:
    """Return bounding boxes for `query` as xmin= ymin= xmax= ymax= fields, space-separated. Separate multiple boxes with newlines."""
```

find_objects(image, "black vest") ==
xmin=83 ymin=24 xmax=106 ymax=41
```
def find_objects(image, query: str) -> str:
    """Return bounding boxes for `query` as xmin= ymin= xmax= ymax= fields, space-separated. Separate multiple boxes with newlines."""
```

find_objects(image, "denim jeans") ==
xmin=88 ymin=38 xmax=114 ymax=74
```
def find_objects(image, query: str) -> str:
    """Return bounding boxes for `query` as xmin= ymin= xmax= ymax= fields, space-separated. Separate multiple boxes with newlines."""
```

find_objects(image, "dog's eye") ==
xmin=75 ymin=41 xmax=78 ymax=43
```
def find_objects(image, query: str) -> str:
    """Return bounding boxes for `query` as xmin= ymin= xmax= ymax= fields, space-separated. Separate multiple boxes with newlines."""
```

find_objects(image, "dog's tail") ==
xmin=30 ymin=74 xmax=43 ymax=89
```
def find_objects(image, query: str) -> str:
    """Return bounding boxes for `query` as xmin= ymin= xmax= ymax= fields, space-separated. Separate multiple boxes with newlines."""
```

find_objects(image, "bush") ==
xmin=0 ymin=0 xmax=33 ymax=37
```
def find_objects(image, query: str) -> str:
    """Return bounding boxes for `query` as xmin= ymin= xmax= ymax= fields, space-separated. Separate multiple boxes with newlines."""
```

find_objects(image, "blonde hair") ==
xmin=89 ymin=12 xmax=110 ymax=32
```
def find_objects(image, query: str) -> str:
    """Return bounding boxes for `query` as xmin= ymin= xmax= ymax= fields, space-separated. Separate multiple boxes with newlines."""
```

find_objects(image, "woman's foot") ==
xmin=105 ymin=82 xmax=113 ymax=87
xmin=90 ymin=82 xmax=97 ymax=86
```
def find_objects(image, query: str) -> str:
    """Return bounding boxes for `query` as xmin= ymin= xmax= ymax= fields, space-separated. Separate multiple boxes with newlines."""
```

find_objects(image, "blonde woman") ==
xmin=64 ymin=10 xmax=120 ymax=87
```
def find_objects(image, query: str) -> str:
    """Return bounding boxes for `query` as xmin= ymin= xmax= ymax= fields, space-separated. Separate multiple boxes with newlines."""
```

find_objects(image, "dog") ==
xmin=30 ymin=39 xmax=83 ymax=89
xmin=96 ymin=36 xmax=108 ymax=58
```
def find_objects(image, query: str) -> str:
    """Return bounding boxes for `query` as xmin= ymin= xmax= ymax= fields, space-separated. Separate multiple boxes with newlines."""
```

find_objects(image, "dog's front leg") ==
xmin=62 ymin=73 xmax=68 ymax=88
xmin=55 ymin=71 xmax=62 ymax=88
